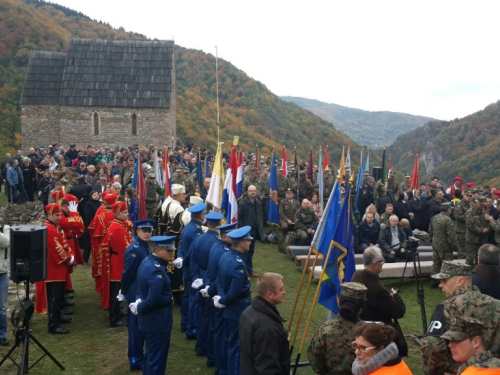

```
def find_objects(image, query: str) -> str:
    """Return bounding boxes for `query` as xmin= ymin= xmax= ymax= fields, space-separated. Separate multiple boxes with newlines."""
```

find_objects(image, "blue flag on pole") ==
xmin=267 ymin=150 xmax=279 ymax=225
xmin=205 ymin=157 xmax=210 ymax=178
xmin=317 ymin=183 xmax=356 ymax=313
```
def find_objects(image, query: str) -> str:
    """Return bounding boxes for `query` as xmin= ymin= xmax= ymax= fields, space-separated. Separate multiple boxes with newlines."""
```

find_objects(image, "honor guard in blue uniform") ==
xmin=201 ymin=222 xmax=238 ymax=375
xmin=119 ymin=219 xmax=155 ymax=371
xmin=213 ymin=226 xmax=253 ymax=375
xmin=190 ymin=211 xmax=224 ymax=361
xmin=129 ymin=235 xmax=176 ymax=375
xmin=174 ymin=202 xmax=205 ymax=338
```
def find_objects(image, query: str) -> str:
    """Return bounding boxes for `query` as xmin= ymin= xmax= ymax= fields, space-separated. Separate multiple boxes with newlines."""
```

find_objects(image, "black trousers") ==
xmin=109 ymin=281 xmax=123 ymax=323
xmin=83 ymin=230 xmax=91 ymax=263
xmin=46 ymin=281 xmax=65 ymax=329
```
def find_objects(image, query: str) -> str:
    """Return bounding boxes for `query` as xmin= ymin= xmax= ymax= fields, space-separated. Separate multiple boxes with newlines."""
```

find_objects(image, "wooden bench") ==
xmin=308 ymin=259 xmax=467 ymax=280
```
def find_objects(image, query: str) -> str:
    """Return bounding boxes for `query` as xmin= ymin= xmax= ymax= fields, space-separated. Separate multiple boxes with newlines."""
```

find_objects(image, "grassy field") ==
xmin=0 ymin=239 xmax=445 ymax=375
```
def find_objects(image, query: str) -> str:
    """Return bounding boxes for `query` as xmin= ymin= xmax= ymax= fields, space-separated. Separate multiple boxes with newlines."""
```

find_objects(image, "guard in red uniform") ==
xmin=35 ymin=204 xmax=74 ymax=334
xmin=59 ymin=194 xmax=85 ymax=300
xmin=88 ymin=193 xmax=117 ymax=293
xmin=101 ymin=201 xmax=132 ymax=327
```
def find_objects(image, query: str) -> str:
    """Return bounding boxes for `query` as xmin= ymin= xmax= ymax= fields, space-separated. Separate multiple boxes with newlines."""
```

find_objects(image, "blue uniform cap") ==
xmin=150 ymin=235 xmax=176 ymax=251
xmin=226 ymin=226 xmax=253 ymax=241
xmin=205 ymin=211 xmax=224 ymax=223
xmin=135 ymin=218 xmax=156 ymax=229
xmin=187 ymin=202 xmax=206 ymax=215
xmin=216 ymin=222 xmax=238 ymax=234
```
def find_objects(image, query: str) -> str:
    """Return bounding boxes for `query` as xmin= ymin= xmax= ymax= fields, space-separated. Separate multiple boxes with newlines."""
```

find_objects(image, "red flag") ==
xmin=307 ymin=149 xmax=313 ymax=181
xmin=163 ymin=146 xmax=172 ymax=198
xmin=323 ymin=146 xmax=329 ymax=171
xmin=136 ymin=153 xmax=147 ymax=220
xmin=282 ymin=146 xmax=288 ymax=176
xmin=410 ymin=154 xmax=419 ymax=191
xmin=254 ymin=144 xmax=260 ymax=170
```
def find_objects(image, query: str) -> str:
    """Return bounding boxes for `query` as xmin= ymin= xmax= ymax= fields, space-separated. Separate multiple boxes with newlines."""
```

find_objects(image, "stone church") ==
xmin=20 ymin=38 xmax=176 ymax=150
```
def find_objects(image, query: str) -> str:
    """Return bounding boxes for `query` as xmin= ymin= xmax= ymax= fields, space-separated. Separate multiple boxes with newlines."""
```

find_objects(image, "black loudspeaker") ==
xmin=372 ymin=167 xmax=382 ymax=182
xmin=10 ymin=225 xmax=47 ymax=284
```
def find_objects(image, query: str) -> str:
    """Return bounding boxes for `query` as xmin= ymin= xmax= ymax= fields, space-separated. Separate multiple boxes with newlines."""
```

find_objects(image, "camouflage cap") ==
xmin=340 ymin=282 xmax=367 ymax=300
xmin=441 ymin=202 xmax=453 ymax=211
xmin=250 ymin=167 xmax=258 ymax=173
xmin=389 ymin=171 xmax=395 ymax=176
xmin=59 ymin=177 xmax=69 ymax=185
xmin=478 ymin=196 xmax=488 ymax=204
xmin=441 ymin=317 xmax=484 ymax=341
xmin=464 ymin=189 xmax=473 ymax=196
xmin=431 ymin=260 xmax=472 ymax=280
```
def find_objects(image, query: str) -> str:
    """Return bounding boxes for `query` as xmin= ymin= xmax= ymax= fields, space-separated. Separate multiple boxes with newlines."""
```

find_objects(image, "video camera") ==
xmin=406 ymin=236 xmax=420 ymax=252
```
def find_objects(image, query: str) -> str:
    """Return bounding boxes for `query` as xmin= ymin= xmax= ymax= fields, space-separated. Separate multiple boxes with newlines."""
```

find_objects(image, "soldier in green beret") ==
xmin=429 ymin=202 xmax=459 ymax=287
xmin=308 ymin=282 xmax=367 ymax=375
xmin=465 ymin=196 xmax=490 ymax=266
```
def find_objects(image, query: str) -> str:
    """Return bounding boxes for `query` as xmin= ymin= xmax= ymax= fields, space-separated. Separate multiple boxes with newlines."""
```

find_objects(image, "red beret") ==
xmin=45 ymin=203 xmax=61 ymax=214
xmin=111 ymin=201 xmax=127 ymax=213
xmin=51 ymin=190 xmax=65 ymax=202
xmin=492 ymin=189 xmax=500 ymax=196
xmin=63 ymin=194 xmax=79 ymax=203
xmin=102 ymin=193 xmax=118 ymax=206
xmin=465 ymin=182 xmax=475 ymax=188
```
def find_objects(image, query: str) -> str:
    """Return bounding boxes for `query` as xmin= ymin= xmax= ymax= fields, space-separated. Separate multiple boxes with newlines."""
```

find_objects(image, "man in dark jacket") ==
xmin=238 ymin=185 xmax=264 ymax=277
xmin=378 ymin=214 xmax=407 ymax=263
xmin=357 ymin=212 xmax=381 ymax=253
xmin=239 ymin=272 xmax=290 ymax=375
xmin=352 ymin=246 xmax=406 ymax=323
xmin=472 ymin=244 xmax=500 ymax=299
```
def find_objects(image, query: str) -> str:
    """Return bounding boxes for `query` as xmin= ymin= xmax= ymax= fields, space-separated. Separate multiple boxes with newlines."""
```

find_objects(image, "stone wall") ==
xmin=21 ymin=105 xmax=176 ymax=151
xmin=0 ymin=201 xmax=46 ymax=226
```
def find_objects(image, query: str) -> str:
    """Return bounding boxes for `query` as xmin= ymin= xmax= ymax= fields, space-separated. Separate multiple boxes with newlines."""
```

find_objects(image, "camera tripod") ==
xmin=397 ymin=239 xmax=428 ymax=335
xmin=0 ymin=281 xmax=64 ymax=374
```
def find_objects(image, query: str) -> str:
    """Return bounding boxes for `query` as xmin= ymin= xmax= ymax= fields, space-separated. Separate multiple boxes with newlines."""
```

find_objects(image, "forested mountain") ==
xmin=281 ymin=96 xmax=434 ymax=148
xmin=0 ymin=0 xmax=364 ymax=164
xmin=388 ymin=101 xmax=500 ymax=186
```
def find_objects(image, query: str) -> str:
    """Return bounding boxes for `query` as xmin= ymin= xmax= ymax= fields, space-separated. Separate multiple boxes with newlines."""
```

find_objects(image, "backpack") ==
xmin=278 ymin=231 xmax=299 ymax=254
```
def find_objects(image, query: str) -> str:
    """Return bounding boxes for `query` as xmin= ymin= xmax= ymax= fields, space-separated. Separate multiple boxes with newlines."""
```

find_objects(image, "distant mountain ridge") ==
xmin=388 ymin=100 xmax=500 ymax=186
xmin=281 ymin=96 xmax=435 ymax=148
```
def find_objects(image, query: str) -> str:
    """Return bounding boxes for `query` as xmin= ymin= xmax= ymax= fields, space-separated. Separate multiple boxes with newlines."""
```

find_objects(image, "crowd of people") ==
xmin=1 ymin=141 xmax=500 ymax=375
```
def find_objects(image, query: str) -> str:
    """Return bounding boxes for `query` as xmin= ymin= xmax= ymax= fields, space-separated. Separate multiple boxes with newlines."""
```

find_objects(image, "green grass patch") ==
xmin=0 ymin=238 xmax=444 ymax=374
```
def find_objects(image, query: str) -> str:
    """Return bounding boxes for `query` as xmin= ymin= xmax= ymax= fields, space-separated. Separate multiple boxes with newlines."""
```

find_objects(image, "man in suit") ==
xmin=279 ymin=188 xmax=300 ymax=236
xmin=93 ymin=174 xmax=108 ymax=194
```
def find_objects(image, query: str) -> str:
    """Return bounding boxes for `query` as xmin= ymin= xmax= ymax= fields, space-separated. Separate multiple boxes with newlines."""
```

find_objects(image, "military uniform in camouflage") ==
xmin=294 ymin=206 xmax=317 ymax=245
xmin=441 ymin=317 xmax=500 ymax=374
xmin=145 ymin=172 xmax=163 ymax=220
xmin=257 ymin=172 xmax=269 ymax=223
xmin=386 ymin=176 xmax=399 ymax=197
xmin=277 ymin=173 xmax=291 ymax=200
xmin=428 ymin=203 xmax=458 ymax=275
xmin=322 ymin=172 xmax=335 ymax=203
xmin=307 ymin=282 xmax=367 ymax=375
xmin=455 ymin=192 xmax=472 ymax=259
xmin=243 ymin=176 xmax=260 ymax=195
xmin=298 ymin=175 xmax=313 ymax=201
xmin=422 ymin=261 xmax=500 ymax=375
xmin=465 ymin=199 xmax=489 ymax=265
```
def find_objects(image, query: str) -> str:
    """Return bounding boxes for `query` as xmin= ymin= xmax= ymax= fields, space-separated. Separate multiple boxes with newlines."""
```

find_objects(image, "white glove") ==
xmin=191 ymin=278 xmax=203 ymax=290
xmin=117 ymin=289 xmax=125 ymax=301
xmin=200 ymin=286 xmax=210 ymax=298
xmin=129 ymin=298 xmax=142 ymax=315
xmin=213 ymin=295 xmax=226 ymax=309
xmin=68 ymin=255 xmax=75 ymax=266
xmin=173 ymin=257 xmax=183 ymax=268
xmin=68 ymin=201 xmax=78 ymax=212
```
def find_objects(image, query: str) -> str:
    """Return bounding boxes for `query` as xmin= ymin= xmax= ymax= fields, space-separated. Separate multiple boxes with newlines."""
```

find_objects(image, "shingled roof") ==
xmin=21 ymin=39 xmax=174 ymax=108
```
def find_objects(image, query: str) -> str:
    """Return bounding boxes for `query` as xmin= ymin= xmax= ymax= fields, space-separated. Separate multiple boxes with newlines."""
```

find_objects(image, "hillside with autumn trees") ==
xmin=0 ymin=0 xmax=367 ymax=164
xmin=389 ymin=100 xmax=500 ymax=186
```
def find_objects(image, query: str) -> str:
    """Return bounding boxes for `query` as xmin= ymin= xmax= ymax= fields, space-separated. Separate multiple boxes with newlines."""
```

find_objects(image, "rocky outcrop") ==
xmin=0 ymin=201 xmax=45 ymax=226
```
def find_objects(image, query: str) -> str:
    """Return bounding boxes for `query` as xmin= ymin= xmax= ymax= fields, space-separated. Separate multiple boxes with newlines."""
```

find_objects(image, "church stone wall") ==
xmin=21 ymin=105 xmax=176 ymax=150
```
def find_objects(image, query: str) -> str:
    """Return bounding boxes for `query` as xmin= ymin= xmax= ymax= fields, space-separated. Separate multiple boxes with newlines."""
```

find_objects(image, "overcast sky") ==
xmin=50 ymin=0 xmax=500 ymax=120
